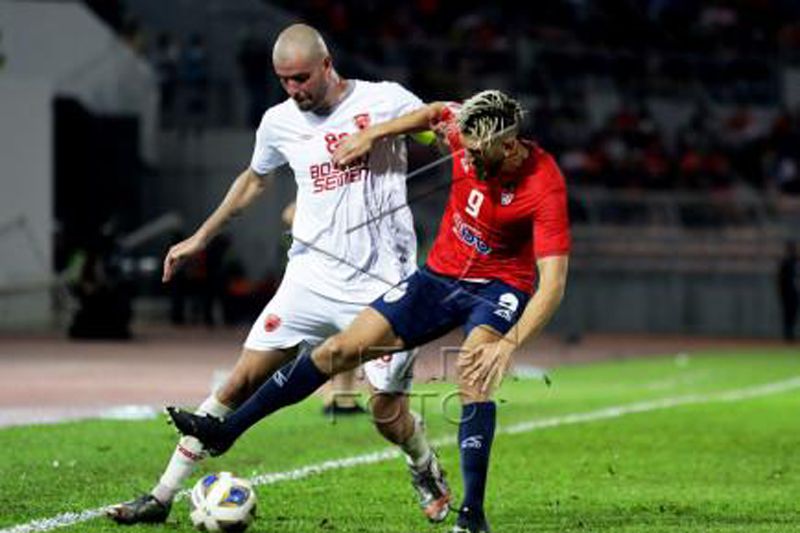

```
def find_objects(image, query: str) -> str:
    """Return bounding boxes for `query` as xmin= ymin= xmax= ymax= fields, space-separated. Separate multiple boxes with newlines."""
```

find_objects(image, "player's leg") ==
xmin=215 ymin=346 xmax=298 ymax=407
xmin=311 ymin=307 xmax=404 ymax=373
xmin=321 ymin=269 xmax=449 ymax=476
xmin=451 ymin=283 xmax=530 ymax=533
xmin=109 ymin=277 xmax=313 ymax=525
xmin=321 ymin=277 xmax=449 ymax=521
xmin=450 ymin=325 xmax=504 ymax=533
xmin=107 ymin=347 xmax=295 ymax=524
xmin=165 ymin=266 xmax=459 ymax=514
xmin=356 ymin=269 xmax=471 ymax=522
xmin=167 ymin=306 xmax=401 ymax=454
xmin=367 ymin=380 xmax=451 ymax=522
xmin=155 ymin=347 xmax=297 ymax=500
xmin=367 ymin=388 xmax=414 ymax=444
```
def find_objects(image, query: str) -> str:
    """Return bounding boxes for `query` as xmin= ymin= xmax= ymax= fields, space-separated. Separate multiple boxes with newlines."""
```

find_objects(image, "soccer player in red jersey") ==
xmin=168 ymin=90 xmax=570 ymax=533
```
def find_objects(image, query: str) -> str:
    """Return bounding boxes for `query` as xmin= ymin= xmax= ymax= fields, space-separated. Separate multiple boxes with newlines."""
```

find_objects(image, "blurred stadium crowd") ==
xmin=536 ymin=101 xmax=800 ymax=194
xmin=285 ymin=0 xmax=800 ymax=100
xmin=86 ymin=0 xmax=800 ymax=196
xmin=285 ymin=0 xmax=800 ymax=195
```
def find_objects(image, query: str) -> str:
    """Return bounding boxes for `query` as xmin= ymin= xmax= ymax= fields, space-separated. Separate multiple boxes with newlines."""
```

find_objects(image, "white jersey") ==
xmin=250 ymin=80 xmax=423 ymax=304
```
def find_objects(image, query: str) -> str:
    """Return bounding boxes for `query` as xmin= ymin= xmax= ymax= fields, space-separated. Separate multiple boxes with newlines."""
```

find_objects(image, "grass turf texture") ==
xmin=0 ymin=349 xmax=798 ymax=532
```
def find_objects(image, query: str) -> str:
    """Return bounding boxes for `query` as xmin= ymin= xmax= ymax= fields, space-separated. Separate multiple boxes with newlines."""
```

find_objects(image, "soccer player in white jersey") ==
xmin=107 ymin=23 xmax=450 ymax=525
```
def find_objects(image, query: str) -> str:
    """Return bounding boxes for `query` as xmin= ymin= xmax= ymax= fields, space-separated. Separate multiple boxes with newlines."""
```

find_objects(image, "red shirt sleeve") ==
xmin=533 ymin=156 xmax=571 ymax=258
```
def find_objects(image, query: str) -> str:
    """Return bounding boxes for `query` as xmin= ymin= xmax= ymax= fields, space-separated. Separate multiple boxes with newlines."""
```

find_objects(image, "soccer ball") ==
xmin=189 ymin=472 xmax=257 ymax=532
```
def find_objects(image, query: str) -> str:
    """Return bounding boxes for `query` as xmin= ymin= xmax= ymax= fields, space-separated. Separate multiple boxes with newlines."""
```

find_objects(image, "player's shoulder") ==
xmin=254 ymin=98 xmax=297 ymax=136
xmin=355 ymin=79 xmax=411 ymax=95
xmin=525 ymin=141 xmax=549 ymax=162
xmin=352 ymin=79 xmax=421 ymax=106
xmin=529 ymin=143 xmax=560 ymax=174
xmin=522 ymin=142 xmax=566 ymax=190
xmin=261 ymin=98 xmax=295 ymax=124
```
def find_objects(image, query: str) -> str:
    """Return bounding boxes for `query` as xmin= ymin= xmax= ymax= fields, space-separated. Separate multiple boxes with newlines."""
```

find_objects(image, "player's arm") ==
xmin=462 ymin=255 xmax=568 ymax=393
xmin=508 ymin=162 xmax=572 ymax=347
xmin=502 ymin=255 xmax=569 ymax=347
xmin=162 ymin=167 xmax=273 ymax=282
xmin=332 ymin=102 xmax=447 ymax=167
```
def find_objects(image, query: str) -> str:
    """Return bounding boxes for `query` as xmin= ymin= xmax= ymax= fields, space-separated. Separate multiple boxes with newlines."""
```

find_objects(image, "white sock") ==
xmin=151 ymin=395 xmax=233 ymax=504
xmin=196 ymin=395 xmax=234 ymax=419
xmin=400 ymin=412 xmax=432 ymax=470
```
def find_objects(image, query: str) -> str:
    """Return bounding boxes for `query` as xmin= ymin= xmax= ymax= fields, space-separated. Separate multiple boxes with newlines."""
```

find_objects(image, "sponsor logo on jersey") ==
xmin=264 ymin=313 xmax=282 ymax=333
xmin=311 ymin=161 xmax=368 ymax=193
xmin=383 ymin=282 xmax=408 ymax=303
xmin=461 ymin=435 xmax=484 ymax=449
xmin=353 ymin=113 xmax=371 ymax=130
xmin=453 ymin=213 xmax=492 ymax=255
xmin=493 ymin=292 xmax=520 ymax=321
xmin=325 ymin=132 xmax=348 ymax=154
xmin=313 ymin=130 xmax=368 ymax=193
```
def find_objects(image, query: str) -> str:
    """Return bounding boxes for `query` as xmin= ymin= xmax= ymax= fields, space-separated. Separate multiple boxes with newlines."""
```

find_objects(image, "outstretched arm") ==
xmin=162 ymin=167 xmax=272 ymax=282
xmin=332 ymin=102 xmax=447 ymax=167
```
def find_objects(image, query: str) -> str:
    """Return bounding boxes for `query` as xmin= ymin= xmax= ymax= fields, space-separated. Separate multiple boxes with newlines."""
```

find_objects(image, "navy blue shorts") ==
xmin=370 ymin=266 xmax=530 ymax=349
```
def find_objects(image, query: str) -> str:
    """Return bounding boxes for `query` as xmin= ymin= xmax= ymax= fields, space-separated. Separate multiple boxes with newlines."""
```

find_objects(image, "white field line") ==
xmin=2 ymin=376 xmax=799 ymax=533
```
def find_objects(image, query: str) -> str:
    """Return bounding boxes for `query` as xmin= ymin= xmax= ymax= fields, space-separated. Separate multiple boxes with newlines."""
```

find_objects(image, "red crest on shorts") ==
xmin=264 ymin=313 xmax=282 ymax=333
xmin=353 ymin=113 xmax=371 ymax=130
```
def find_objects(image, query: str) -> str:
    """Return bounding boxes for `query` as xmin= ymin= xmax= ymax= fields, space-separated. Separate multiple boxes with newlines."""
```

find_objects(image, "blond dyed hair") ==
xmin=457 ymin=90 xmax=523 ymax=149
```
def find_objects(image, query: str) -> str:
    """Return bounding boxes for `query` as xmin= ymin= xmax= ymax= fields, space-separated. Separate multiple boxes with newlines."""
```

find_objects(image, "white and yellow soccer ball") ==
xmin=190 ymin=472 xmax=257 ymax=532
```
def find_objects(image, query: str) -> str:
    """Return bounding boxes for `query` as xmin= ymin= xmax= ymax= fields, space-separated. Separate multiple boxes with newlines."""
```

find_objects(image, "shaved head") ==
xmin=272 ymin=23 xmax=344 ymax=113
xmin=273 ymin=23 xmax=329 ymax=65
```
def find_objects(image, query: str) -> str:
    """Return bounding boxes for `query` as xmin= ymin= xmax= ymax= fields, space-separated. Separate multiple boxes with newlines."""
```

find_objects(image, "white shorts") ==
xmin=244 ymin=277 xmax=415 ymax=393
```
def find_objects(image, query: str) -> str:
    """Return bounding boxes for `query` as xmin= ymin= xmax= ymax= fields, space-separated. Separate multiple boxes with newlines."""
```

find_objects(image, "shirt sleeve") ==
xmin=249 ymin=112 xmax=287 ymax=175
xmin=533 ymin=156 xmax=572 ymax=258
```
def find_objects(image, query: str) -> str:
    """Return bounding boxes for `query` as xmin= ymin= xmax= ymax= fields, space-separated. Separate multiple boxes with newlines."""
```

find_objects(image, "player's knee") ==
xmin=457 ymin=381 xmax=492 ymax=404
xmin=369 ymin=394 xmax=413 ymax=444
xmin=314 ymin=334 xmax=360 ymax=374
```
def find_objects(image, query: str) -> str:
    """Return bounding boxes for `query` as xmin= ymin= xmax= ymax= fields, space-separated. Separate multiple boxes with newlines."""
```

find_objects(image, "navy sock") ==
xmin=221 ymin=354 xmax=329 ymax=441
xmin=458 ymin=401 xmax=496 ymax=514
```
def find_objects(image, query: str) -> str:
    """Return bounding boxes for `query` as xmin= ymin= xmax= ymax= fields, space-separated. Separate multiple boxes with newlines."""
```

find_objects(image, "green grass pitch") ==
xmin=1 ymin=349 xmax=798 ymax=532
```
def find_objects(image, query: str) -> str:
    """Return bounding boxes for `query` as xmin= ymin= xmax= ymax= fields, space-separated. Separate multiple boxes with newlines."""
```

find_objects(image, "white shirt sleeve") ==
xmin=250 ymin=112 xmax=287 ymax=175
xmin=383 ymin=82 xmax=425 ymax=119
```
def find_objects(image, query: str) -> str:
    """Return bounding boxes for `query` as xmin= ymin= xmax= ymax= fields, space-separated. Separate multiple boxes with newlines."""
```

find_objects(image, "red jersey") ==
xmin=425 ymin=107 xmax=571 ymax=293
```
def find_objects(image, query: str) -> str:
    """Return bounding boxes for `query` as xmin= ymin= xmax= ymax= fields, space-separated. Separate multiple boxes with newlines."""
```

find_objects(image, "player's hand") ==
xmin=430 ymin=113 xmax=456 ymax=148
xmin=459 ymin=340 xmax=516 ymax=394
xmin=162 ymin=235 xmax=205 ymax=283
xmin=332 ymin=130 xmax=375 ymax=168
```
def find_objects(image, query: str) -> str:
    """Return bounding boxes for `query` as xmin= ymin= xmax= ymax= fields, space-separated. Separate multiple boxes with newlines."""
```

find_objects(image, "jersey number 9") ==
xmin=466 ymin=188 xmax=484 ymax=218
